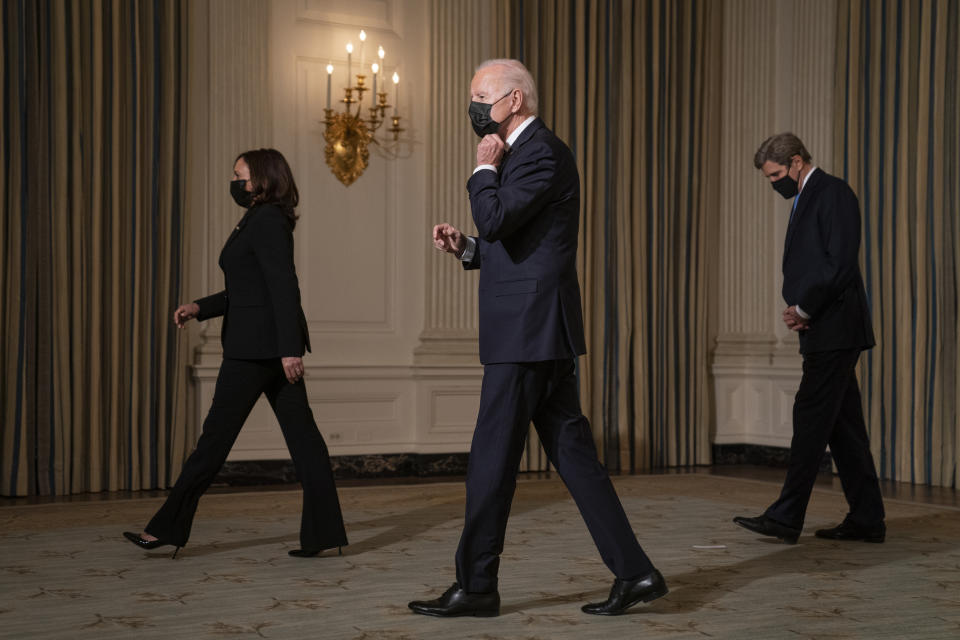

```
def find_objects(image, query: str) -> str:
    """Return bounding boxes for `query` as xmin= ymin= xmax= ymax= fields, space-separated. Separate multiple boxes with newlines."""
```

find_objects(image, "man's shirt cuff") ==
xmin=795 ymin=305 xmax=810 ymax=320
xmin=460 ymin=236 xmax=477 ymax=262
xmin=473 ymin=164 xmax=497 ymax=175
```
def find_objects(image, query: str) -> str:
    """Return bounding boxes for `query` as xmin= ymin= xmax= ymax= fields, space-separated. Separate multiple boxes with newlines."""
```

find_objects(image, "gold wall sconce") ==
xmin=323 ymin=33 xmax=404 ymax=186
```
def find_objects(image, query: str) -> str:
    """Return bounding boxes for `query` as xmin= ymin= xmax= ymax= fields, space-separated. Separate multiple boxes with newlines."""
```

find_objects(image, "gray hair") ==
xmin=476 ymin=58 xmax=538 ymax=115
xmin=754 ymin=133 xmax=811 ymax=169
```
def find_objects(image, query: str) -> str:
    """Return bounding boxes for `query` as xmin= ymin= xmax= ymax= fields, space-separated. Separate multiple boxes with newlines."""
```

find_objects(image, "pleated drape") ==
xmin=502 ymin=0 xmax=721 ymax=472
xmin=836 ymin=0 xmax=960 ymax=487
xmin=0 ymin=0 xmax=189 ymax=496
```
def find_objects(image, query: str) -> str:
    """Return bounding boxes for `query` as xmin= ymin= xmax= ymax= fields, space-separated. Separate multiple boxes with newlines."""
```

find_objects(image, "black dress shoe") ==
xmin=122 ymin=531 xmax=180 ymax=558
xmin=408 ymin=583 xmax=500 ymax=617
xmin=288 ymin=546 xmax=343 ymax=558
xmin=582 ymin=569 xmax=669 ymax=615
xmin=815 ymin=519 xmax=885 ymax=543
xmin=733 ymin=515 xmax=801 ymax=544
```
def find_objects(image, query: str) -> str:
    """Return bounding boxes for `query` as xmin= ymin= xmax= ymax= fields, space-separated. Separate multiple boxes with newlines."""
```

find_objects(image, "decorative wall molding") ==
xmin=428 ymin=388 xmax=482 ymax=435
xmin=292 ymin=55 xmax=399 ymax=335
xmin=295 ymin=0 xmax=400 ymax=36
xmin=713 ymin=363 xmax=801 ymax=447
xmin=413 ymin=363 xmax=484 ymax=449
xmin=413 ymin=332 xmax=479 ymax=365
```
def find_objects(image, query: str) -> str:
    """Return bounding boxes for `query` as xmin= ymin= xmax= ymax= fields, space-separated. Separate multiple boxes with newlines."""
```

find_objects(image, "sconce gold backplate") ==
xmin=324 ymin=113 xmax=371 ymax=186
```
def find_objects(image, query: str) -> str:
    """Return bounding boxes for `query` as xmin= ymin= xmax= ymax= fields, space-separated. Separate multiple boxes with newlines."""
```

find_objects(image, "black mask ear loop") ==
xmin=486 ymin=90 xmax=515 ymax=128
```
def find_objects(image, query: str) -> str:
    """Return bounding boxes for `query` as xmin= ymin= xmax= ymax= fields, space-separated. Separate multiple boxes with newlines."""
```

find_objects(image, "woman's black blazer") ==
xmin=195 ymin=203 xmax=311 ymax=359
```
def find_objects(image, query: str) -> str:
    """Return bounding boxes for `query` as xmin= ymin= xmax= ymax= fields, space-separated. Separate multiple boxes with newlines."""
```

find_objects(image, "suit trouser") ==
xmin=455 ymin=359 xmax=655 ymax=593
xmin=765 ymin=348 xmax=885 ymax=529
xmin=146 ymin=358 xmax=348 ymax=549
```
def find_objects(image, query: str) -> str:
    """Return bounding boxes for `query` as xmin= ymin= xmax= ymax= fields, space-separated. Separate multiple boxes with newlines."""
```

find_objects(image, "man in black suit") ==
xmin=408 ymin=59 xmax=666 ymax=618
xmin=734 ymin=133 xmax=886 ymax=544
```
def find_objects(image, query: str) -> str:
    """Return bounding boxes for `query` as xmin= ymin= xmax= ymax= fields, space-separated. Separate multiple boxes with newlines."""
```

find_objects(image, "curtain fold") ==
xmin=503 ymin=0 xmax=720 ymax=472
xmin=836 ymin=0 xmax=960 ymax=487
xmin=1 ymin=0 xmax=189 ymax=496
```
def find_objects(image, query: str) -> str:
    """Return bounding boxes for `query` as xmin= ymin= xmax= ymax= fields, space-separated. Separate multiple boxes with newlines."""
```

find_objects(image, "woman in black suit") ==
xmin=124 ymin=148 xmax=347 ymax=558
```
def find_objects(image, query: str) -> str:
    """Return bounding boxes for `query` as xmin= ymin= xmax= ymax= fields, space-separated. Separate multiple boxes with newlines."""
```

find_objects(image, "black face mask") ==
xmin=771 ymin=167 xmax=799 ymax=199
xmin=468 ymin=91 xmax=513 ymax=137
xmin=230 ymin=179 xmax=253 ymax=208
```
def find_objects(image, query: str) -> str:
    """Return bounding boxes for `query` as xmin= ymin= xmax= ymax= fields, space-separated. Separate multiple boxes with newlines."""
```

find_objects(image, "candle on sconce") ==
xmin=392 ymin=72 xmax=399 ymax=115
xmin=358 ymin=30 xmax=366 ymax=72
xmin=378 ymin=46 xmax=385 ymax=87
xmin=345 ymin=42 xmax=353 ymax=87
xmin=371 ymin=63 xmax=379 ymax=97
xmin=326 ymin=63 xmax=334 ymax=109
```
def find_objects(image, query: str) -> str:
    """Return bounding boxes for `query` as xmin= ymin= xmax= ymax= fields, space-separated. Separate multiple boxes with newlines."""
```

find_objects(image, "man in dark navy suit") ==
xmin=408 ymin=59 xmax=666 ymax=618
xmin=734 ymin=133 xmax=886 ymax=545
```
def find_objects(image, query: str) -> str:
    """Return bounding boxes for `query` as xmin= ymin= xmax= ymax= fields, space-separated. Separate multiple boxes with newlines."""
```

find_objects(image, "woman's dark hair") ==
xmin=236 ymin=148 xmax=300 ymax=227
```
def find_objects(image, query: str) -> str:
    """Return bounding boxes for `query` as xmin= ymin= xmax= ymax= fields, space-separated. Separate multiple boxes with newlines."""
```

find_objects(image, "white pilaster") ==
xmin=713 ymin=0 xmax=837 ymax=447
xmin=189 ymin=0 xmax=272 ymax=361
xmin=414 ymin=0 xmax=506 ymax=364
xmin=185 ymin=0 xmax=274 ymax=449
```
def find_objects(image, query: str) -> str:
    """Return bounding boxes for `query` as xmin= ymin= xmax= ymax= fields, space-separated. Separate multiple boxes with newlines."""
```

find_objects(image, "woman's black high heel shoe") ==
xmin=123 ymin=531 xmax=181 ymax=558
xmin=288 ymin=546 xmax=342 ymax=558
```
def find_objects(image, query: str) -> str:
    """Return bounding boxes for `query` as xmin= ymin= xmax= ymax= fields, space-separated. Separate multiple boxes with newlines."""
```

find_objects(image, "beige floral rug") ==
xmin=1 ymin=473 xmax=958 ymax=639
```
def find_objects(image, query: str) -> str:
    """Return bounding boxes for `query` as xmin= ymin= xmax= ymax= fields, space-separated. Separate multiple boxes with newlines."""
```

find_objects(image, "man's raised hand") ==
xmin=477 ymin=134 xmax=506 ymax=167
xmin=433 ymin=223 xmax=466 ymax=257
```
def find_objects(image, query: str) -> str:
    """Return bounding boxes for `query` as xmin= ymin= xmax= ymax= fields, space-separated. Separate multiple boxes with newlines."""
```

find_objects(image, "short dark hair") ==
xmin=237 ymin=148 xmax=300 ymax=227
xmin=753 ymin=133 xmax=811 ymax=169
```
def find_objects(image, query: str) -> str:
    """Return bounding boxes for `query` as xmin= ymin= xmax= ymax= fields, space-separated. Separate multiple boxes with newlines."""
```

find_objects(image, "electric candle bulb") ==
xmin=326 ymin=63 xmax=334 ymax=109
xmin=345 ymin=43 xmax=353 ymax=86
xmin=358 ymin=30 xmax=366 ymax=69
xmin=377 ymin=47 xmax=385 ymax=88
xmin=392 ymin=72 xmax=399 ymax=115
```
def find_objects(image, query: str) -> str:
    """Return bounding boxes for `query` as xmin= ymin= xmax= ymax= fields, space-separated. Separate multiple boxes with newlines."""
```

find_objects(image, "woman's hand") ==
xmin=173 ymin=302 xmax=200 ymax=328
xmin=282 ymin=356 xmax=305 ymax=384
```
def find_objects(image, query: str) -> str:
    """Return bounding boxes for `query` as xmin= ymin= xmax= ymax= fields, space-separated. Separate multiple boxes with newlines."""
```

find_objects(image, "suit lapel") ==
xmin=222 ymin=207 xmax=256 ymax=253
xmin=783 ymin=168 xmax=823 ymax=262
xmin=500 ymin=118 xmax=543 ymax=176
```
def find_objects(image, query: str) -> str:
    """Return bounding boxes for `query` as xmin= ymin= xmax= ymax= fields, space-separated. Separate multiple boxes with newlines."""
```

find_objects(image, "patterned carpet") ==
xmin=1 ymin=473 xmax=959 ymax=639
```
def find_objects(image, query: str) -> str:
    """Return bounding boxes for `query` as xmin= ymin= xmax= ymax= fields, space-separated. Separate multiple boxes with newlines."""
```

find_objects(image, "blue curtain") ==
xmin=836 ymin=0 xmax=960 ymax=487
xmin=0 ymin=0 xmax=189 ymax=496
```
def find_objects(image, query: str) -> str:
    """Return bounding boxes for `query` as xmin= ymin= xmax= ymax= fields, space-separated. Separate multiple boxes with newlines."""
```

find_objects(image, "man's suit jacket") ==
xmin=783 ymin=168 xmax=875 ymax=354
xmin=464 ymin=117 xmax=587 ymax=365
xmin=195 ymin=203 xmax=311 ymax=360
